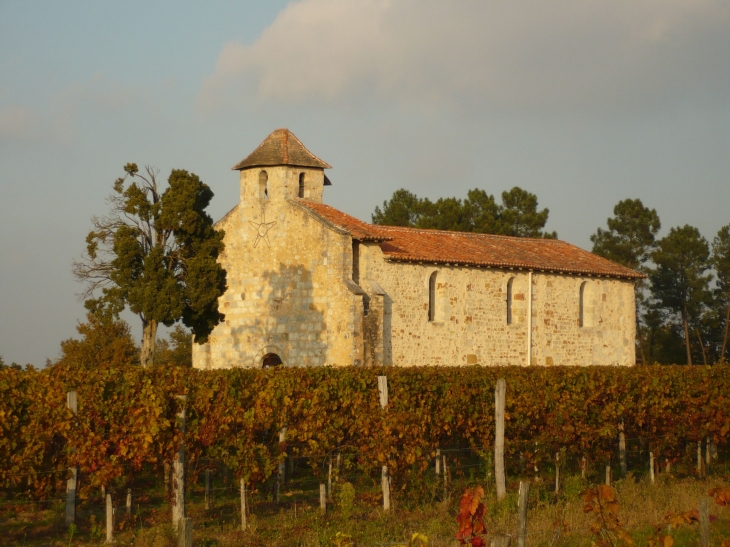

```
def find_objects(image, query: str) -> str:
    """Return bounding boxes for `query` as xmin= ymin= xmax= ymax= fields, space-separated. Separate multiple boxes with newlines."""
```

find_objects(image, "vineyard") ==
xmin=1 ymin=363 xmax=730 ymax=545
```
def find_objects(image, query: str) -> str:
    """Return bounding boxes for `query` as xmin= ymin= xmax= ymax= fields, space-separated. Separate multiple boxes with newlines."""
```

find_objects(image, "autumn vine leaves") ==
xmin=0 ymin=363 xmax=728 ymax=502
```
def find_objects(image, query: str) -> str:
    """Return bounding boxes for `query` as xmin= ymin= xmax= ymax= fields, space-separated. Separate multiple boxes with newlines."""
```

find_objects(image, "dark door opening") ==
xmin=262 ymin=353 xmax=283 ymax=368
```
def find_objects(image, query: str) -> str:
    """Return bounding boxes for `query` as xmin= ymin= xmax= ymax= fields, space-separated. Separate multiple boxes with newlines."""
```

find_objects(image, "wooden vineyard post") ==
xmin=495 ymin=378 xmax=507 ymax=501
xmin=618 ymin=421 xmax=627 ymax=476
xmin=698 ymin=440 xmax=707 ymax=478
xmin=435 ymin=448 xmax=441 ymax=475
xmin=665 ymin=458 xmax=671 ymax=474
xmin=491 ymin=536 xmax=512 ymax=547
xmin=320 ymin=483 xmax=327 ymax=515
xmin=204 ymin=469 xmax=211 ymax=510
xmin=699 ymin=498 xmax=710 ymax=547
xmin=178 ymin=517 xmax=192 ymax=547
xmin=126 ymin=488 xmax=132 ymax=516
xmin=164 ymin=462 xmax=171 ymax=495
xmin=517 ymin=481 xmax=530 ymax=547
xmin=105 ymin=493 xmax=113 ymax=544
xmin=581 ymin=456 xmax=586 ymax=480
xmin=65 ymin=391 xmax=78 ymax=526
xmin=605 ymin=464 xmax=612 ymax=486
xmin=327 ymin=457 xmax=333 ymax=501
xmin=240 ymin=478 xmax=247 ymax=531
xmin=443 ymin=455 xmax=448 ymax=500
xmin=172 ymin=395 xmax=187 ymax=527
xmin=649 ymin=452 xmax=655 ymax=483
xmin=276 ymin=427 xmax=287 ymax=502
xmin=554 ymin=453 xmax=560 ymax=494
xmin=377 ymin=375 xmax=391 ymax=511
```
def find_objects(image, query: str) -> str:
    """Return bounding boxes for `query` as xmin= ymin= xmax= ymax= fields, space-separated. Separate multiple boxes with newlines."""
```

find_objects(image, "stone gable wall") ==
xmin=192 ymin=166 xmax=362 ymax=369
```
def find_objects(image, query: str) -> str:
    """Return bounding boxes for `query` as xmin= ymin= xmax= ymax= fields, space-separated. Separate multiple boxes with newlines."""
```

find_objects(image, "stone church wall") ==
xmin=358 ymin=242 xmax=636 ymax=367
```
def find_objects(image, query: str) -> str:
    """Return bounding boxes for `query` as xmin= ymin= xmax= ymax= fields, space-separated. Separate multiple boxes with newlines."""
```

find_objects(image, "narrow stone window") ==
xmin=506 ymin=277 xmax=514 ymax=325
xmin=428 ymin=271 xmax=437 ymax=322
xmin=579 ymin=281 xmax=586 ymax=327
xmin=352 ymin=241 xmax=360 ymax=285
xmin=259 ymin=170 xmax=268 ymax=200
xmin=298 ymin=172 xmax=305 ymax=198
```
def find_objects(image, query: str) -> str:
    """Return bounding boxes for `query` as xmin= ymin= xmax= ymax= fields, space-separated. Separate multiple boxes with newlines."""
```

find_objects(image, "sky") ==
xmin=1 ymin=0 xmax=730 ymax=367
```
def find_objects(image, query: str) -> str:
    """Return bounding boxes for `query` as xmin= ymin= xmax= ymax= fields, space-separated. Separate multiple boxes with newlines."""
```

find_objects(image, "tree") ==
xmin=649 ymin=225 xmax=712 ymax=365
xmin=154 ymin=325 xmax=193 ymax=367
xmin=55 ymin=311 xmax=138 ymax=369
xmin=590 ymin=199 xmax=660 ymax=270
xmin=372 ymin=186 xmax=557 ymax=237
xmin=463 ymin=189 xmax=503 ymax=234
xmin=590 ymin=199 xmax=661 ymax=363
xmin=712 ymin=224 xmax=730 ymax=362
xmin=499 ymin=187 xmax=556 ymax=238
xmin=74 ymin=164 xmax=227 ymax=367
xmin=372 ymin=189 xmax=424 ymax=227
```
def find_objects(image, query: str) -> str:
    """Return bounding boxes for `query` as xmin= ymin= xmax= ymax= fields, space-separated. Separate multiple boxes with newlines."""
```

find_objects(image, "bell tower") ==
xmin=232 ymin=128 xmax=332 ymax=211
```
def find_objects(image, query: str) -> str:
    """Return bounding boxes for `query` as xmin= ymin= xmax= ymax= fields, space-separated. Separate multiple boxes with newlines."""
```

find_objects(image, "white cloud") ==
xmin=199 ymin=0 xmax=730 ymax=113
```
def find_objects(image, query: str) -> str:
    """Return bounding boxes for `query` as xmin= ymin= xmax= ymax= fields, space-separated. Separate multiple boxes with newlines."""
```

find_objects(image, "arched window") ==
xmin=506 ymin=277 xmax=514 ymax=325
xmin=428 ymin=271 xmax=437 ymax=322
xmin=298 ymin=172 xmax=305 ymax=198
xmin=579 ymin=281 xmax=586 ymax=327
xmin=259 ymin=170 xmax=268 ymax=200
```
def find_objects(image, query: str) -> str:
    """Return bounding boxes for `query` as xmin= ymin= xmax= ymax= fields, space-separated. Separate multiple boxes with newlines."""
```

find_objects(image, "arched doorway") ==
xmin=261 ymin=353 xmax=283 ymax=368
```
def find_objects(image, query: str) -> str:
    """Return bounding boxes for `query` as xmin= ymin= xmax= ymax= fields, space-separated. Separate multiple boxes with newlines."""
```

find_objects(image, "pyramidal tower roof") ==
xmin=232 ymin=128 xmax=332 ymax=170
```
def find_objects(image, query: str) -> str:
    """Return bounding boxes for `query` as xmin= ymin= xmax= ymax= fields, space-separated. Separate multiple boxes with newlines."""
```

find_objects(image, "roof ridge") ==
xmin=374 ymin=224 xmax=562 ymax=242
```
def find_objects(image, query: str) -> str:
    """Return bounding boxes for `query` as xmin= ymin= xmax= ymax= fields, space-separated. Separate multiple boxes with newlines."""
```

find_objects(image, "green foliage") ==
xmin=336 ymin=482 xmax=356 ymax=519
xmin=650 ymin=225 xmax=713 ymax=365
xmin=372 ymin=189 xmax=423 ymax=227
xmin=372 ymin=187 xmax=556 ymax=238
xmin=712 ymin=224 xmax=730 ymax=361
xmin=499 ymin=186 xmax=556 ymax=238
xmin=154 ymin=325 xmax=193 ymax=367
xmin=56 ymin=311 xmax=138 ymax=369
xmin=74 ymin=164 xmax=227 ymax=366
xmin=591 ymin=199 xmax=660 ymax=271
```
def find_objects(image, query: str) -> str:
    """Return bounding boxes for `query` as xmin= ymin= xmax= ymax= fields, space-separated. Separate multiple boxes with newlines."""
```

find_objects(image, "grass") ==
xmin=1 ymin=465 xmax=729 ymax=546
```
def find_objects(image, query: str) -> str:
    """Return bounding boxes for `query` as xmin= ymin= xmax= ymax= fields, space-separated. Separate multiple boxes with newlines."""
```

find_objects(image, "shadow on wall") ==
xmin=227 ymin=262 xmax=328 ymax=368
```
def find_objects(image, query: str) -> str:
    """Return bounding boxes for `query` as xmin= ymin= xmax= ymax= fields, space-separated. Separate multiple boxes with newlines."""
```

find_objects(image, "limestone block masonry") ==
xmin=193 ymin=129 xmax=640 ymax=369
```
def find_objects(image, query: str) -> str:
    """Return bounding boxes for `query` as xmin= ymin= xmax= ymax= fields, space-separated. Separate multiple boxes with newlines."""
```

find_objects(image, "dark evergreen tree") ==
xmin=371 ymin=189 xmax=424 ymax=227
xmin=649 ymin=225 xmax=712 ymax=365
xmin=74 ymin=164 xmax=227 ymax=367
xmin=712 ymin=224 xmax=730 ymax=362
xmin=499 ymin=187 xmax=556 ymax=238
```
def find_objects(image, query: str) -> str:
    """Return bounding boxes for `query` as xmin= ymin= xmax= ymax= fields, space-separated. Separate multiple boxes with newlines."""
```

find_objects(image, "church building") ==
xmin=192 ymin=129 xmax=643 ymax=369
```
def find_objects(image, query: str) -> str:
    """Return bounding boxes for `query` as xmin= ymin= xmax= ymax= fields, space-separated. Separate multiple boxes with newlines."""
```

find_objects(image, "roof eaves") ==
xmin=381 ymin=253 xmax=646 ymax=279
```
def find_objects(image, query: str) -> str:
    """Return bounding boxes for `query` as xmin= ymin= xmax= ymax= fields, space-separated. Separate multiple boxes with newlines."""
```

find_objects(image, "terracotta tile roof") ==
xmin=300 ymin=202 xmax=645 ymax=280
xmin=233 ymin=129 xmax=332 ymax=170
xmin=299 ymin=201 xmax=392 ymax=242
